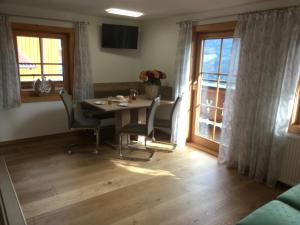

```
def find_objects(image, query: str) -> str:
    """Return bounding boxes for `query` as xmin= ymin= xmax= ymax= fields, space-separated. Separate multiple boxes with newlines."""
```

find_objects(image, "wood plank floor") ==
xmin=1 ymin=134 xmax=283 ymax=225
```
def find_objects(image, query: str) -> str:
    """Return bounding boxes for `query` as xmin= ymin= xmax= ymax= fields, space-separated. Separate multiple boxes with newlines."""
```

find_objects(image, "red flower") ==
xmin=153 ymin=70 xmax=160 ymax=78
xmin=139 ymin=71 xmax=148 ymax=81
xmin=138 ymin=70 xmax=167 ymax=81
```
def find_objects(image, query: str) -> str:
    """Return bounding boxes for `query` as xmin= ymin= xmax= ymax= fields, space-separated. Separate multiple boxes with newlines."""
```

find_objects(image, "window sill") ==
xmin=21 ymin=93 xmax=61 ymax=103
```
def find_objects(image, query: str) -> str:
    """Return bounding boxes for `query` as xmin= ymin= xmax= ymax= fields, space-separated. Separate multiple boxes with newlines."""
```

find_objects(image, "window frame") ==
xmin=12 ymin=23 xmax=74 ymax=103
xmin=188 ymin=21 xmax=237 ymax=153
xmin=289 ymin=79 xmax=300 ymax=134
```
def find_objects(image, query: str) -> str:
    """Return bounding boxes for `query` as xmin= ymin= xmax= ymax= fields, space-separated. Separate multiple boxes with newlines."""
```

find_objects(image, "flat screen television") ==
xmin=101 ymin=24 xmax=139 ymax=49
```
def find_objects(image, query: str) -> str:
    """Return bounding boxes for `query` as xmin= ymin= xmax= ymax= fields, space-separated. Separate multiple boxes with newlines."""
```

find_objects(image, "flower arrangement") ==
xmin=139 ymin=70 xmax=167 ymax=86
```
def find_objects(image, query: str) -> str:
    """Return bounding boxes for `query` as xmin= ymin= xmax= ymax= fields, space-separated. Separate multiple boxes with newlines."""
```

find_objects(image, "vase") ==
xmin=145 ymin=84 xmax=160 ymax=99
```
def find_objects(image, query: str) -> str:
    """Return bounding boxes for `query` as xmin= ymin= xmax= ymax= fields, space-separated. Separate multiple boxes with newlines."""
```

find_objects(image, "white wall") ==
xmin=140 ymin=18 xmax=179 ymax=87
xmin=0 ymin=3 xmax=142 ymax=141
xmin=0 ymin=102 xmax=68 ymax=141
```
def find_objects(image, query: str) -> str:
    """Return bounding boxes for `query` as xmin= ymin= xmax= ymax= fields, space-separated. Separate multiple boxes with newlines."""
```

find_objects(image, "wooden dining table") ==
xmin=84 ymin=95 xmax=173 ymax=146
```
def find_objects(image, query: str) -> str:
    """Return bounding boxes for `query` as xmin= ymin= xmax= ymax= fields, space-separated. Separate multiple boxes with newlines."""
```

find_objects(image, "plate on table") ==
xmin=113 ymin=99 xmax=128 ymax=103
xmin=112 ymin=99 xmax=123 ymax=103
xmin=118 ymin=102 xmax=129 ymax=107
xmin=116 ymin=95 xmax=125 ymax=100
xmin=94 ymin=100 xmax=106 ymax=105
xmin=112 ymin=98 xmax=128 ymax=103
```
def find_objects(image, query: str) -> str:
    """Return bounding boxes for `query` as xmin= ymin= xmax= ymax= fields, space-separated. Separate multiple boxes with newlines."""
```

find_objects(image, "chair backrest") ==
xmin=59 ymin=90 xmax=74 ymax=129
xmin=146 ymin=97 xmax=161 ymax=136
xmin=170 ymin=95 xmax=182 ymax=128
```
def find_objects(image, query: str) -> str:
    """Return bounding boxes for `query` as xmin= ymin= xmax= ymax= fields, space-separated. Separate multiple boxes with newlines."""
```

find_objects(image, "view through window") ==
xmin=197 ymin=38 xmax=233 ymax=143
xmin=16 ymin=36 xmax=64 ymax=91
xmin=12 ymin=23 xmax=74 ymax=101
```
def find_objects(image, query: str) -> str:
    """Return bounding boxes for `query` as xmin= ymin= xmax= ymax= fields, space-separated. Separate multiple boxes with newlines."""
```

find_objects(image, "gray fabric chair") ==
xmin=119 ymin=97 xmax=160 ymax=161
xmin=153 ymin=96 xmax=182 ymax=148
xmin=59 ymin=90 xmax=101 ymax=155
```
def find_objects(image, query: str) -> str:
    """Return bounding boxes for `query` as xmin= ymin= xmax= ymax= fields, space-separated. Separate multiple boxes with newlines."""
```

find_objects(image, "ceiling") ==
xmin=0 ymin=0 xmax=282 ymax=20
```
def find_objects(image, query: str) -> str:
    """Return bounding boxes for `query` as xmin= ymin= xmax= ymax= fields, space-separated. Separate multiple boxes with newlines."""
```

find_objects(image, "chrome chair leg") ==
xmin=152 ymin=129 xmax=156 ymax=142
xmin=145 ymin=137 xmax=155 ymax=160
xmin=150 ymin=128 xmax=176 ymax=153
xmin=127 ymin=134 xmax=130 ymax=148
xmin=66 ymin=144 xmax=76 ymax=155
xmin=66 ymin=128 xmax=100 ymax=155
xmin=93 ymin=128 xmax=100 ymax=155
xmin=148 ymin=149 xmax=155 ymax=160
xmin=119 ymin=134 xmax=123 ymax=159
xmin=118 ymin=133 xmax=154 ymax=161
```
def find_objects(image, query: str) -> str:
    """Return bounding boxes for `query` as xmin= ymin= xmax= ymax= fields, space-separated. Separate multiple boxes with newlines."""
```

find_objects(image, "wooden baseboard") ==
xmin=0 ymin=125 xmax=115 ymax=151
xmin=0 ymin=131 xmax=81 ymax=148
xmin=187 ymin=142 xmax=218 ymax=157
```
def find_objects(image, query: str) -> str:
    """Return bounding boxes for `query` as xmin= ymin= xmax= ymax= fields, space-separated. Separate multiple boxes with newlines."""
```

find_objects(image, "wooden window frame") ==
xmin=12 ymin=23 xmax=74 ymax=103
xmin=187 ymin=21 xmax=237 ymax=153
xmin=289 ymin=79 xmax=300 ymax=134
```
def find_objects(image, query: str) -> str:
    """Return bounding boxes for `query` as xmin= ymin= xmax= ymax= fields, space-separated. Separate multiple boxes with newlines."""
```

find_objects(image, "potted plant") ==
xmin=139 ymin=70 xmax=167 ymax=99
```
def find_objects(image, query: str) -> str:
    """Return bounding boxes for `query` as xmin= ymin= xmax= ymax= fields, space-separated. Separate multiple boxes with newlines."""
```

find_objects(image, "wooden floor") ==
xmin=1 ymin=134 xmax=283 ymax=225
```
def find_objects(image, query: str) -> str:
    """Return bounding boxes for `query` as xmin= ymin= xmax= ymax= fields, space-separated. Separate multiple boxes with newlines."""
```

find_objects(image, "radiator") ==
xmin=279 ymin=136 xmax=300 ymax=186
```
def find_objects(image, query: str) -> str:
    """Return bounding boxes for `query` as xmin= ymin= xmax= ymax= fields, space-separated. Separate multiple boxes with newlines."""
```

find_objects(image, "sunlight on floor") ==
xmin=135 ymin=137 xmax=175 ymax=151
xmin=188 ymin=148 xmax=207 ymax=158
xmin=112 ymin=161 xmax=176 ymax=177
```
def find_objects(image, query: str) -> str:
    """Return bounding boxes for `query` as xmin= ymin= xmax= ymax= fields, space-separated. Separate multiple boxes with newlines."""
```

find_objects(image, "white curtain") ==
xmin=172 ymin=21 xmax=193 ymax=147
xmin=219 ymin=7 xmax=300 ymax=186
xmin=0 ymin=15 xmax=21 ymax=108
xmin=73 ymin=22 xmax=94 ymax=102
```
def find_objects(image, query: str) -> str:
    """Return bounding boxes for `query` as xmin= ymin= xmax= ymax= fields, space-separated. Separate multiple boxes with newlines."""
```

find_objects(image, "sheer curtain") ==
xmin=73 ymin=22 xmax=94 ymax=102
xmin=0 ymin=15 xmax=21 ymax=109
xmin=219 ymin=7 xmax=300 ymax=186
xmin=172 ymin=21 xmax=192 ymax=147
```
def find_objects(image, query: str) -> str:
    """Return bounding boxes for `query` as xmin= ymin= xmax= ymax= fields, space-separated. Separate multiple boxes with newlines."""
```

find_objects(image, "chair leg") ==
xmin=65 ymin=128 xmax=100 ymax=155
xmin=152 ymin=129 xmax=156 ymax=142
xmin=96 ymin=128 xmax=100 ymax=147
xmin=147 ymin=130 xmax=177 ymax=153
xmin=127 ymin=134 xmax=130 ymax=148
xmin=145 ymin=136 xmax=155 ymax=160
xmin=119 ymin=134 xmax=123 ymax=159
xmin=93 ymin=128 xmax=100 ymax=154
xmin=118 ymin=134 xmax=155 ymax=161
xmin=66 ymin=144 xmax=75 ymax=155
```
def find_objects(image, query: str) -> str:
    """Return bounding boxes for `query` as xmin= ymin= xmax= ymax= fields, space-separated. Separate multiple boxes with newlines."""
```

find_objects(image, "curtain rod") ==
xmin=176 ymin=5 xmax=300 ymax=24
xmin=176 ymin=13 xmax=237 ymax=24
xmin=1 ymin=13 xmax=90 ymax=24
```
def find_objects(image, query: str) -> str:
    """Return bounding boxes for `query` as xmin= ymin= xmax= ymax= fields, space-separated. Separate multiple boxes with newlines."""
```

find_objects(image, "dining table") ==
xmin=84 ymin=95 xmax=173 ymax=147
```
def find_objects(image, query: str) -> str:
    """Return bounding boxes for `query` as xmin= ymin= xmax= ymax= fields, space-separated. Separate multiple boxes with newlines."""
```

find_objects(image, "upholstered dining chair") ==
xmin=60 ymin=90 xmax=101 ymax=155
xmin=119 ymin=97 xmax=160 ymax=161
xmin=153 ymin=95 xmax=182 ymax=149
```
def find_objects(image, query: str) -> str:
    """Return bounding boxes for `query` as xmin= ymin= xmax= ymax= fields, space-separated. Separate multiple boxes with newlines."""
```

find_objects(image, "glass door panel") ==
xmin=191 ymin=34 xmax=233 ymax=152
xmin=214 ymin=109 xmax=223 ymax=143
xmin=198 ymin=106 xmax=215 ymax=140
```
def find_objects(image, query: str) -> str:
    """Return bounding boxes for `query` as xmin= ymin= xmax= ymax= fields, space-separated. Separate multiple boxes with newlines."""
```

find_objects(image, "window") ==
xmin=12 ymin=23 xmax=74 ymax=102
xmin=289 ymin=80 xmax=300 ymax=134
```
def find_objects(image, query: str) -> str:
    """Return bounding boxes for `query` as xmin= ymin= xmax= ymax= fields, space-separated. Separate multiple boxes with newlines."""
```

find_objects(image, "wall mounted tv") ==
xmin=101 ymin=24 xmax=139 ymax=49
